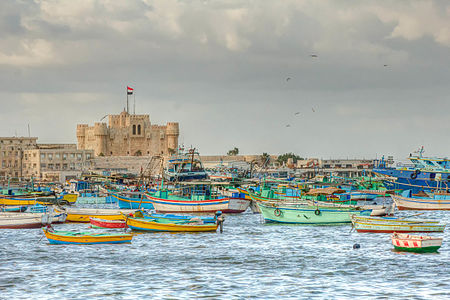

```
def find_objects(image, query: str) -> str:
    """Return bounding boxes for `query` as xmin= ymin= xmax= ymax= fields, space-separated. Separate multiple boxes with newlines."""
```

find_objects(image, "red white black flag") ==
xmin=127 ymin=86 xmax=134 ymax=95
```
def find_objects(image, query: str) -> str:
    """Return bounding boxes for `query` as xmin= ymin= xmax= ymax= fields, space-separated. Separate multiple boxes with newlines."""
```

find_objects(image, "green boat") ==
xmin=257 ymin=202 xmax=372 ymax=225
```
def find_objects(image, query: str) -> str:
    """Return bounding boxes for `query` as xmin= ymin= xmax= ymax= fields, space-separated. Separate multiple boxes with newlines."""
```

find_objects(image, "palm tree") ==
xmin=227 ymin=147 xmax=239 ymax=156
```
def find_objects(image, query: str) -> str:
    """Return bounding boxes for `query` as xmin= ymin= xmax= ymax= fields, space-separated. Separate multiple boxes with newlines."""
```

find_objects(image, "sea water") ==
xmin=1 ymin=210 xmax=449 ymax=299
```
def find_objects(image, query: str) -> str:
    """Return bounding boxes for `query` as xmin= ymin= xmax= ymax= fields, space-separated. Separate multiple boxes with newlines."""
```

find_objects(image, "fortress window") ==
xmin=133 ymin=125 xmax=136 ymax=135
xmin=138 ymin=125 xmax=141 ymax=135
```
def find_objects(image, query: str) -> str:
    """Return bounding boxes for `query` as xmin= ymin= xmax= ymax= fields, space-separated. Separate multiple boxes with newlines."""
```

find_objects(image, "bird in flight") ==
xmin=286 ymin=124 xmax=291 ymax=127
xmin=310 ymin=54 xmax=318 ymax=58
xmin=294 ymin=112 xmax=300 ymax=116
xmin=286 ymin=77 xmax=291 ymax=81
xmin=383 ymin=64 xmax=388 ymax=67
xmin=312 ymin=108 xmax=315 ymax=112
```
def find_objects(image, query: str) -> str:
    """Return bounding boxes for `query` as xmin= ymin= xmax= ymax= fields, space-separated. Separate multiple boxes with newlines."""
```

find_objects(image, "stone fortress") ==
xmin=77 ymin=110 xmax=179 ymax=157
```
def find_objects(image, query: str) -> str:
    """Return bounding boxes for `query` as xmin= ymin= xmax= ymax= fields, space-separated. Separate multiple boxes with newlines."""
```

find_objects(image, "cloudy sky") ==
xmin=0 ymin=0 xmax=449 ymax=159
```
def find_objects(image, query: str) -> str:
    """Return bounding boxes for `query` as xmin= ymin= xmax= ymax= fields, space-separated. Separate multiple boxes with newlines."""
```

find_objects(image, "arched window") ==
xmin=137 ymin=124 xmax=141 ymax=135
xmin=132 ymin=125 xmax=136 ymax=135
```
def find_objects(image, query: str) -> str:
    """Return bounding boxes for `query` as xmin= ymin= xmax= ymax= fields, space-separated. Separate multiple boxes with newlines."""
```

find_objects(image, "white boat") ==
xmin=392 ymin=193 xmax=450 ymax=211
xmin=391 ymin=233 xmax=443 ymax=253
xmin=306 ymin=200 xmax=393 ymax=216
xmin=0 ymin=212 xmax=66 ymax=229
xmin=351 ymin=215 xmax=445 ymax=233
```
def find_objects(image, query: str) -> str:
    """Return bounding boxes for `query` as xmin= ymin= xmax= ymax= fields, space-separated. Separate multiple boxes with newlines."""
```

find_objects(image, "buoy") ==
xmin=353 ymin=243 xmax=361 ymax=249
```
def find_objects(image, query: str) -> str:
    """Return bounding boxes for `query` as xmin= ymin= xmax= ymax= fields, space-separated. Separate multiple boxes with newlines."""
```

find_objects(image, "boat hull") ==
xmin=392 ymin=233 xmax=442 ymax=253
xmin=258 ymin=203 xmax=371 ymax=224
xmin=148 ymin=195 xmax=249 ymax=213
xmin=0 ymin=212 xmax=66 ymax=228
xmin=54 ymin=207 xmax=136 ymax=222
xmin=127 ymin=217 xmax=218 ymax=232
xmin=113 ymin=193 xmax=154 ymax=210
xmin=352 ymin=216 xmax=445 ymax=233
xmin=392 ymin=195 xmax=450 ymax=211
xmin=0 ymin=193 xmax=77 ymax=206
xmin=89 ymin=217 xmax=127 ymax=228
xmin=44 ymin=230 xmax=133 ymax=244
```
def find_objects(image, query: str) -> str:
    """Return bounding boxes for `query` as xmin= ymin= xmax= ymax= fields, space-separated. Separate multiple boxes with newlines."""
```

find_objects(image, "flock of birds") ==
xmin=284 ymin=54 xmax=388 ymax=128
xmin=285 ymin=54 xmax=319 ymax=128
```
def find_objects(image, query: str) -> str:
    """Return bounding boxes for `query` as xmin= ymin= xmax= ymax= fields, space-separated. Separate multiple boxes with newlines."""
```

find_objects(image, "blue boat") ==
xmin=142 ymin=211 xmax=218 ymax=224
xmin=374 ymin=148 xmax=450 ymax=193
xmin=113 ymin=192 xmax=154 ymax=209
xmin=0 ymin=205 xmax=27 ymax=212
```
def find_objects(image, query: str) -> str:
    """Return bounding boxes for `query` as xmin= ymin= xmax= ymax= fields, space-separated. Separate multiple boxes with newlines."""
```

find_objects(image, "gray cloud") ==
xmin=0 ymin=0 xmax=449 ymax=159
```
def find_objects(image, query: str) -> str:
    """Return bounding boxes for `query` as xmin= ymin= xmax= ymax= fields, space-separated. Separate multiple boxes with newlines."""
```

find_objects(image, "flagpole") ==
xmin=134 ymin=92 xmax=136 ymax=114
xmin=126 ymin=86 xmax=129 ymax=113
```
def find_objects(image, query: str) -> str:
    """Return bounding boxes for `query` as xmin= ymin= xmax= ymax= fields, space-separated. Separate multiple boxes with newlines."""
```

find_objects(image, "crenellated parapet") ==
xmin=76 ymin=110 xmax=179 ymax=157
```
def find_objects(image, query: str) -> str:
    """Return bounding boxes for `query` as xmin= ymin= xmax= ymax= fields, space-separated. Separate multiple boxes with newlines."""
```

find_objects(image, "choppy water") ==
xmin=1 ymin=210 xmax=449 ymax=299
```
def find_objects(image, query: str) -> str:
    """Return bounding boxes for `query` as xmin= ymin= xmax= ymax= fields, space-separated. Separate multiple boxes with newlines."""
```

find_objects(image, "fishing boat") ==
xmin=0 ymin=205 xmax=27 ymax=212
xmin=392 ymin=190 xmax=450 ymax=210
xmin=351 ymin=215 xmax=446 ymax=233
xmin=257 ymin=202 xmax=371 ymax=224
xmin=147 ymin=182 xmax=250 ymax=213
xmin=164 ymin=147 xmax=208 ymax=182
xmin=306 ymin=200 xmax=393 ymax=216
xmin=0 ymin=212 xmax=66 ymax=229
xmin=113 ymin=192 xmax=154 ymax=210
xmin=144 ymin=212 xmax=217 ymax=224
xmin=0 ymin=192 xmax=77 ymax=206
xmin=89 ymin=217 xmax=127 ymax=229
xmin=373 ymin=147 xmax=450 ymax=193
xmin=43 ymin=227 xmax=133 ymax=244
xmin=126 ymin=217 xmax=219 ymax=232
xmin=391 ymin=233 xmax=443 ymax=253
xmin=54 ymin=207 xmax=136 ymax=222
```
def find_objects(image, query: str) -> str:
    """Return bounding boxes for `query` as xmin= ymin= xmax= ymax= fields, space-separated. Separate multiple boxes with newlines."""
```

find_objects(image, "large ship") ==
xmin=373 ymin=147 xmax=450 ymax=193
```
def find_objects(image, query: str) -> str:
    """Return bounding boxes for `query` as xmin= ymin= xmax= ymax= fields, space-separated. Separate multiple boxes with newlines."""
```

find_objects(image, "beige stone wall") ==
xmin=77 ymin=111 xmax=179 ymax=157
xmin=0 ymin=137 xmax=38 ymax=178
xmin=22 ymin=146 xmax=94 ymax=180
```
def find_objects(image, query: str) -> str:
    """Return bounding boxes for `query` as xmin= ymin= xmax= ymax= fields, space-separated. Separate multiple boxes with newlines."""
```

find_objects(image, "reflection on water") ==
xmin=0 ymin=210 xmax=449 ymax=299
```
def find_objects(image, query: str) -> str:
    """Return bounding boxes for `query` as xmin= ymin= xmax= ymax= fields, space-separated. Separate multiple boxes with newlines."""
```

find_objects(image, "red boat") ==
xmin=89 ymin=217 xmax=127 ymax=229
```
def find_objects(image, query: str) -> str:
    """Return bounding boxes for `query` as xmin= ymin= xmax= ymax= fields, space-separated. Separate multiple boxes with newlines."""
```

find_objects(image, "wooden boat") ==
xmin=43 ymin=227 xmax=133 ymax=244
xmin=126 ymin=217 xmax=219 ymax=232
xmin=391 ymin=233 xmax=443 ymax=253
xmin=112 ymin=192 xmax=154 ymax=210
xmin=392 ymin=193 xmax=450 ymax=211
xmin=54 ymin=207 xmax=136 ymax=222
xmin=354 ymin=215 xmax=440 ymax=224
xmin=351 ymin=215 xmax=446 ymax=233
xmin=0 ymin=214 xmax=45 ymax=229
xmin=306 ymin=200 xmax=393 ymax=216
xmin=0 ymin=212 xmax=66 ymax=229
xmin=257 ymin=202 xmax=372 ymax=224
xmin=147 ymin=188 xmax=249 ymax=213
xmin=89 ymin=217 xmax=127 ymax=229
xmin=0 ymin=192 xmax=77 ymax=206
xmin=0 ymin=205 xmax=27 ymax=212
xmin=144 ymin=212 xmax=217 ymax=224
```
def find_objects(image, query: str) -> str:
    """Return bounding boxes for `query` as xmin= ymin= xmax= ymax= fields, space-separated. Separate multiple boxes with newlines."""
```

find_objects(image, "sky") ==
xmin=0 ymin=0 xmax=449 ymax=159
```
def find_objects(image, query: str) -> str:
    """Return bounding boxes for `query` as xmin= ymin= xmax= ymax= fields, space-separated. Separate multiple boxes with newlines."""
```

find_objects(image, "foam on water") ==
xmin=1 ymin=211 xmax=449 ymax=299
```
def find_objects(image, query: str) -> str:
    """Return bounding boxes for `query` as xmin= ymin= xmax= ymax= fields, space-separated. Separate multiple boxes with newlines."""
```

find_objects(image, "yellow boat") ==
xmin=126 ymin=217 xmax=219 ymax=232
xmin=43 ymin=228 xmax=133 ymax=244
xmin=54 ymin=207 xmax=137 ymax=222
xmin=0 ymin=193 xmax=77 ymax=206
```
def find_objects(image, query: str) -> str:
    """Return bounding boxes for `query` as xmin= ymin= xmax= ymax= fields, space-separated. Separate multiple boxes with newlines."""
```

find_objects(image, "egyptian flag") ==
xmin=127 ymin=86 xmax=134 ymax=95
